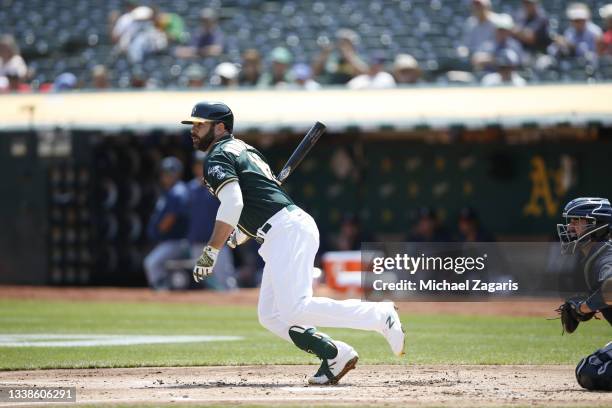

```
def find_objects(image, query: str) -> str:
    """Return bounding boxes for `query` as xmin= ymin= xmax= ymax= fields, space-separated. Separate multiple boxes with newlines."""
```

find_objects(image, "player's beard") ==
xmin=194 ymin=125 xmax=216 ymax=152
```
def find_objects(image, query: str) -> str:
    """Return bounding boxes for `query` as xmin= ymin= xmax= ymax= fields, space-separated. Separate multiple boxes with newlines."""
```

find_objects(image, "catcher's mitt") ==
xmin=555 ymin=296 xmax=596 ymax=334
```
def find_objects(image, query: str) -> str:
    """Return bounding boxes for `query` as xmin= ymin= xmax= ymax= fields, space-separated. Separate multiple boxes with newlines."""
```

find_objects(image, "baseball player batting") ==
xmin=181 ymin=101 xmax=405 ymax=385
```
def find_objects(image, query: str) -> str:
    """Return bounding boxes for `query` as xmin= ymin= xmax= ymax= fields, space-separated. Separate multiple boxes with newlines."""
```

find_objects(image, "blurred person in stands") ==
xmin=92 ymin=65 xmax=110 ymax=89
xmin=551 ymin=3 xmax=602 ymax=60
xmin=238 ymin=49 xmax=262 ymax=86
xmin=455 ymin=207 xmax=494 ymax=242
xmin=513 ymin=0 xmax=551 ymax=55
xmin=53 ymin=72 xmax=78 ymax=91
xmin=312 ymin=28 xmax=368 ymax=85
xmin=144 ymin=157 xmax=190 ymax=291
xmin=188 ymin=152 xmax=237 ymax=290
xmin=392 ymin=54 xmax=422 ymax=85
xmin=457 ymin=0 xmax=497 ymax=60
xmin=183 ymin=64 xmax=206 ymax=88
xmin=0 ymin=34 xmax=28 ymax=92
xmin=110 ymin=0 xmax=139 ymax=45
xmin=153 ymin=6 xmax=187 ymax=44
xmin=409 ymin=207 xmax=451 ymax=242
xmin=481 ymin=48 xmax=527 ymax=86
xmin=329 ymin=214 xmax=371 ymax=251
xmin=258 ymin=47 xmax=293 ymax=88
xmin=598 ymin=4 xmax=612 ymax=56
xmin=175 ymin=8 xmax=223 ymax=58
xmin=211 ymin=62 xmax=239 ymax=88
xmin=347 ymin=51 xmax=395 ymax=89
xmin=473 ymin=13 xmax=524 ymax=71
xmin=291 ymin=63 xmax=321 ymax=90
xmin=124 ymin=6 xmax=168 ymax=63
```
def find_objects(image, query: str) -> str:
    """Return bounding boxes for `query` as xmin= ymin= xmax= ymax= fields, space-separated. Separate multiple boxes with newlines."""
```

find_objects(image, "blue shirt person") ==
xmin=144 ymin=157 xmax=190 ymax=290
xmin=188 ymin=151 xmax=236 ymax=290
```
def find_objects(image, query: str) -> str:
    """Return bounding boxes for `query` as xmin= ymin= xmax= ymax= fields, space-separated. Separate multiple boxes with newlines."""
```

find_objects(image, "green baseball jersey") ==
xmin=203 ymin=134 xmax=294 ymax=237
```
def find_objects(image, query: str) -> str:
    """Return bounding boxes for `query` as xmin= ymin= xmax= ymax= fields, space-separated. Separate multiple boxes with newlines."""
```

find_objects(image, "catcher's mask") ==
xmin=557 ymin=197 xmax=612 ymax=254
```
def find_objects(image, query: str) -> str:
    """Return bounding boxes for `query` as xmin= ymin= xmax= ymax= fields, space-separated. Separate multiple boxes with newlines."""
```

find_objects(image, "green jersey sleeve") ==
xmin=204 ymin=152 xmax=239 ymax=196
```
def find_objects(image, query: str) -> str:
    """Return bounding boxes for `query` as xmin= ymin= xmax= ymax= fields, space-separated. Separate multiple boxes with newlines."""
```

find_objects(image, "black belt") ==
xmin=255 ymin=204 xmax=297 ymax=244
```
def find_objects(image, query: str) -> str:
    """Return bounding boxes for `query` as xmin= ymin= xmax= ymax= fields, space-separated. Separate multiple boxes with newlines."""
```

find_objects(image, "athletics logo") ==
xmin=208 ymin=165 xmax=226 ymax=180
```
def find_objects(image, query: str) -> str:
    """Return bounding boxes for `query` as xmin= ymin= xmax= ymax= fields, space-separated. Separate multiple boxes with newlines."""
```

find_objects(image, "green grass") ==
xmin=0 ymin=299 xmax=609 ymax=370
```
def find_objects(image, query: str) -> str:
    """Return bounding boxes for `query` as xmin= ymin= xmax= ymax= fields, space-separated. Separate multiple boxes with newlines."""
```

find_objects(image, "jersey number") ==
xmin=247 ymin=152 xmax=280 ymax=185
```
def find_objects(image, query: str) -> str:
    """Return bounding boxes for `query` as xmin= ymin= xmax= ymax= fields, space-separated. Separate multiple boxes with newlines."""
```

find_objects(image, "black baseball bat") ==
xmin=276 ymin=121 xmax=326 ymax=184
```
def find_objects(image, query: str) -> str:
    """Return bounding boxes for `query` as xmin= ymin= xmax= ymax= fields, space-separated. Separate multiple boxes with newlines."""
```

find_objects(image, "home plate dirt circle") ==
xmin=1 ymin=365 xmax=612 ymax=406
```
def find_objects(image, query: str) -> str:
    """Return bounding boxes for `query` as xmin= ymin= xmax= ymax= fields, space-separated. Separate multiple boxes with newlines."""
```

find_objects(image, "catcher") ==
xmin=555 ymin=197 xmax=612 ymax=334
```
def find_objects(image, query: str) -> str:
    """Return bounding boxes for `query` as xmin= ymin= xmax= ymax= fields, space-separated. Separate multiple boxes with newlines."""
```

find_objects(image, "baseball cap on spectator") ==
xmin=270 ymin=47 xmax=292 ymax=65
xmin=131 ymin=6 xmax=153 ymax=21
xmin=600 ymin=4 xmax=612 ymax=19
xmin=335 ymin=28 xmax=360 ymax=45
xmin=214 ymin=62 xmax=239 ymax=80
xmin=200 ymin=8 xmax=217 ymax=21
xmin=492 ymin=13 xmax=514 ymax=30
xmin=472 ymin=0 xmax=491 ymax=8
xmin=160 ymin=157 xmax=183 ymax=174
xmin=567 ymin=3 xmax=590 ymax=20
xmin=53 ymin=72 xmax=77 ymax=90
xmin=393 ymin=54 xmax=419 ymax=71
xmin=184 ymin=64 xmax=205 ymax=80
xmin=369 ymin=51 xmax=387 ymax=65
xmin=292 ymin=63 xmax=312 ymax=80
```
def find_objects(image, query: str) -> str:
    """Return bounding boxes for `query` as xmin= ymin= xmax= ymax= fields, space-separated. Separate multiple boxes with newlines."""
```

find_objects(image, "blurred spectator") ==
xmin=0 ymin=34 xmax=27 ymax=83
xmin=183 ymin=64 xmax=206 ymax=88
xmin=211 ymin=62 xmax=239 ymax=88
xmin=598 ymin=4 xmax=612 ymax=56
xmin=153 ymin=6 xmax=187 ymax=44
xmin=291 ymin=63 xmax=321 ymax=90
xmin=456 ymin=207 xmax=494 ymax=242
xmin=481 ymin=49 xmax=524 ymax=85
xmin=144 ymin=157 xmax=190 ymax=290
xmin=110 ymin=0 xmax=139 ymax=45
xmin=457 ymin=0 xmax=497 ymax=60
xmin=123 ymin=6 xmax=168 ymax=63
xmin=312 ymin=28 xmax=368 ymax=85
xmin=409 ymin=207 xmax=451 ymax=242
xmin=188 ymin=152 xmax=237 ymax=290
xmin=481 ymin=49 xmax=527 ymax=86
xmin=2 ymin=72 xmax=31 ymax=93
xmin=473 ymin=13 xmax=524 ymax=71
xmin=129 ymin=67 xmax=148 ymax=88
xmin=92 ymin=65 xmax=110 ymax=89
xmin=238 ymin=49 xmax=262 ymax=86
xmin=513 ymin=0 xmax=551 ymax=55
xmin=175 ymin=8 xmax=223 ymax=58
xmin=53 ymin=72 xmax=78 ymax=91
xmin=347 ymin=52 xmax=395 ymax=89
xmin=552 ymin=3 xmax=602 ymax=60
xmin=257 ymin=47 xmax=293 ymax=88
xmin=329 ymin=214 xmax=371 ymax=251
xmin=392 ymin=54 xmax=422 ymax=85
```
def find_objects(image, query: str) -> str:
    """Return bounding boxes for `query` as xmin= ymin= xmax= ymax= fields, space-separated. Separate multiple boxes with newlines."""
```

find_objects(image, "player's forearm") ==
xmin=580 ymin=278 xmax=612 ymax=313
xmin=208 ymin=220 xmax=235 ymax=250
xmin=209 ymin=180 xmax=244 ymax=250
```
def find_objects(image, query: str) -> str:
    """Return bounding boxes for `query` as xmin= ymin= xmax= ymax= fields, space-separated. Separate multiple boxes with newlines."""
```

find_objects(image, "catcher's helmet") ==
xmin=181 ymin=101 xmax=234 ymax=132
xmin=557 ymin=197 xmax=612 ymax=254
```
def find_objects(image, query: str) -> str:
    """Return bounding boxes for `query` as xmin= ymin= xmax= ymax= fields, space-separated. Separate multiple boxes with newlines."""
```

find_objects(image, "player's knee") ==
xmin=278 ymin=297 xmax=310 ymax=326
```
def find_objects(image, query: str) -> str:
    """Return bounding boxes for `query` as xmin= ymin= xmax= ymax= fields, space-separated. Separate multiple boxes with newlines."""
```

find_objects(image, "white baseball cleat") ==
xmin=308 ymin=341 xmax=359 ymax=385
xmin=381 ymin=302 xmax=405 ymax=356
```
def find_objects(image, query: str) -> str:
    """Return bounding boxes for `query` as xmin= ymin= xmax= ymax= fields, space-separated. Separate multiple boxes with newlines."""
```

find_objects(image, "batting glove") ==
xmin=227 ymin=228 xmax=250 ymax=249
xmin=193 ymin=245 xmax=219 ymax=282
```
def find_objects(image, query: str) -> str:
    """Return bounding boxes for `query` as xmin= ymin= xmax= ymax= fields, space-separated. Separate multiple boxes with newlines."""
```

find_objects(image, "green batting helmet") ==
xmin=181 ymin=101 xmax=234 ymax=132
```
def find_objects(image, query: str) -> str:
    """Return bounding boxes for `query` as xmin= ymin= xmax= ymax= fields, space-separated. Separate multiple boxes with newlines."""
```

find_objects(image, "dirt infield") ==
xmin=0 ymin=285 xmax=561 ymax=317
xmin=1 ymin=364 xmax=611 ymax=407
